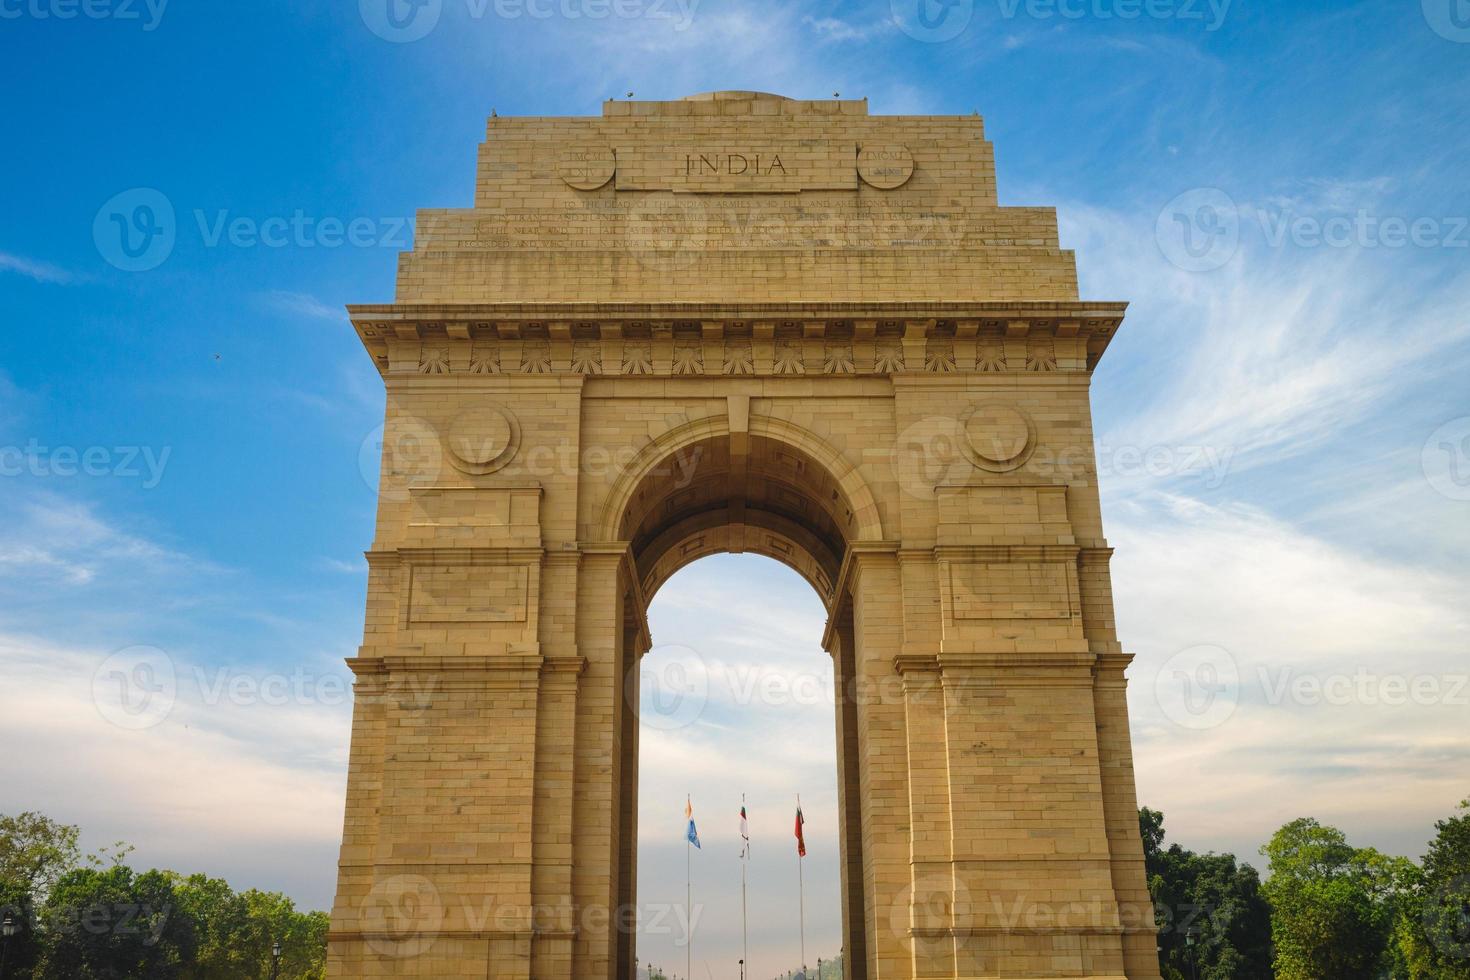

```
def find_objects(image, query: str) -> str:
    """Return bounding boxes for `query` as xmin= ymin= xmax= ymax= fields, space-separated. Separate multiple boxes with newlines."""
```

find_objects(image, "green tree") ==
xmin=1 ymin=875 xmax=41 ymax=979
xmin=35 ymin=864 xmax=196 ymax=979
xmin=1260 ymin=817 xmax=1411 ymax=979
xmin=1139 ymin=807 xmax=1272 ymax=979
xmin=0 ymin=812 xmax=83 ymax=898
xmin=1393 ymin=798 xmax=1470 ymax=979
xmin=173 ymin=875 xmax=328 ymax=979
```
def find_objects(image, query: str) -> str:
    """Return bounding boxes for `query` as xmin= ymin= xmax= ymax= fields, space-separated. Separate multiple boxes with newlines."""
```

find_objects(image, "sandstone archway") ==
xmin=326 ymin=92 xmax=1162 ymax=980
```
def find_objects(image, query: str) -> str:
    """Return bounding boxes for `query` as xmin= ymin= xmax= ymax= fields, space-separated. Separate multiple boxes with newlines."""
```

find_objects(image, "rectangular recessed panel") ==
xmin=409 ymin=564 xmax=529 ymax=624
xmin=409 ymin=489 xmax=513 ymax=528
xmin=949 ymin=561 xmax=1073 ymax=621
xmin=614 ymin=142 xmax=858 ymax=193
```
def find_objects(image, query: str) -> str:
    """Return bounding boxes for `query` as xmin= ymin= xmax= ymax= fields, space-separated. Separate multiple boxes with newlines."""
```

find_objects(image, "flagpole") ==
xmin=687 ymin=803 xmax=692 ymax=980
xmin=741 ymin=793 xmax=749 ymax=980
xmin=797 ymin=795 xmax=806 ymax=976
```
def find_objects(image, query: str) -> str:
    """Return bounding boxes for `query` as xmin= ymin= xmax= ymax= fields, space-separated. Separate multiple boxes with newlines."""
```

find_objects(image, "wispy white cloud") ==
xmin=1058 ymin=195 xmax=1470 ymax=493
xmin=0 ymin=496 xmax=201 ymax=590
xmin=1115 ymin=494 xmax=1469 ymax=863
xmin=318 ymin=556 xmax=365 ymax=574
xmin=801 ymin=13 xmax=896 ymax=44
xmin=0 ymin=632 xmax=349 ymax=906
xmin=0 ymin=250 xmax=75 ymax=284
xmin=261 ymin=289 xmax=344 ymax=322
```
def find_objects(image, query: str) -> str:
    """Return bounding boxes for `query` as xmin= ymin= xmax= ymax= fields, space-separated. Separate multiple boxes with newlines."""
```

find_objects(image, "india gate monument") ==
xmin=328 ymin=91 xmax=1162 ymax=980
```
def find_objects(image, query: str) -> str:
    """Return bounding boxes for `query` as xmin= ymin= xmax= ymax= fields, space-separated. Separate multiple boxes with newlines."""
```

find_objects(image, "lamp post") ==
xmin=1 ymin=912 xmax=16 ymax=980
xmin=269 ymin=939 xmax=282 ymax=980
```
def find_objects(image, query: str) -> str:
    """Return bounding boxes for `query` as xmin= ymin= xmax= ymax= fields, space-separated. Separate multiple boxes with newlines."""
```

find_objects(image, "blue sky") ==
xmin=2 ymin=0 xmax=1468 ymax=974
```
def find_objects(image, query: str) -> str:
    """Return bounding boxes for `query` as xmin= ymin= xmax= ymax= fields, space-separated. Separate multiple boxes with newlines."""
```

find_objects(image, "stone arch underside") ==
xmin=606 ymin=422 xmax=872 ymax=980
xmin=615 ymin=426 xmax=868 ymax=613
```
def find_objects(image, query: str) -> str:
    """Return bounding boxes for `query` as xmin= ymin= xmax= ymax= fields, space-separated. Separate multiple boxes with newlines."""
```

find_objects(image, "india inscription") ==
xmin=328 ymin=89 xmax=1163 ymax=980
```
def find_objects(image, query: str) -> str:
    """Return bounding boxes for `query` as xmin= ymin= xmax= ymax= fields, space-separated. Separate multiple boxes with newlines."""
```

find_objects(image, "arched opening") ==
xmin=606 ymin=425 xmax=875 ymax=980
xmin=635 ymin=554 xmax=839 ymax=980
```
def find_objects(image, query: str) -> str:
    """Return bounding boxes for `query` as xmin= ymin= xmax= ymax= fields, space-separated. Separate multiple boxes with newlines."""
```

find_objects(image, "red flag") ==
xmin=794 ymin=801 xmax=806 ymax=857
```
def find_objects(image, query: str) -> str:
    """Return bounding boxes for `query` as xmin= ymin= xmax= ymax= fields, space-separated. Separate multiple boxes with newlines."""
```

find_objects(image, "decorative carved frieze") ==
xmin=355 ymin=308 xmax=1125 ymax=378
xmin=622 ymin=343 xmax=653 ymax=375
xmin=570 ymin=341 xmax=602 ymax=375
xmin=823 ymin=341 xmax=854 ymax=375
xmin=723 ymin=342 xmax=754 ymax=375
xmin=469 ymin=343 xmax=501 ymax=374
xmin=419 ymin=345 xmax=451 ymax=374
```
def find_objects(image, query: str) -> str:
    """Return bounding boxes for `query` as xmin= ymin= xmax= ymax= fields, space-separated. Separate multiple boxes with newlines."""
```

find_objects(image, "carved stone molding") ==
xmin=355 ymin=305 xmax=1125 ymax=379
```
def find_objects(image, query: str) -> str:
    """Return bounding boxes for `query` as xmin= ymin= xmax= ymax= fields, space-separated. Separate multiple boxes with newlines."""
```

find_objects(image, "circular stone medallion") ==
xmin=558 ymin=145 xmax=616 ymax=190
xmin=447 ymin=405 xmax=520 ymax=474
xmin=857 ymin=144 xmax=915 ymax=189
xmin=962 ymin=404 xmax=1035 ymax=472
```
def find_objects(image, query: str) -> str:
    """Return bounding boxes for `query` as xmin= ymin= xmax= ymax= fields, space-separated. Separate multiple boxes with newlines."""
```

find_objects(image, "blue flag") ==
xmin=685 ymin=797 xmax=701 ymax=849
